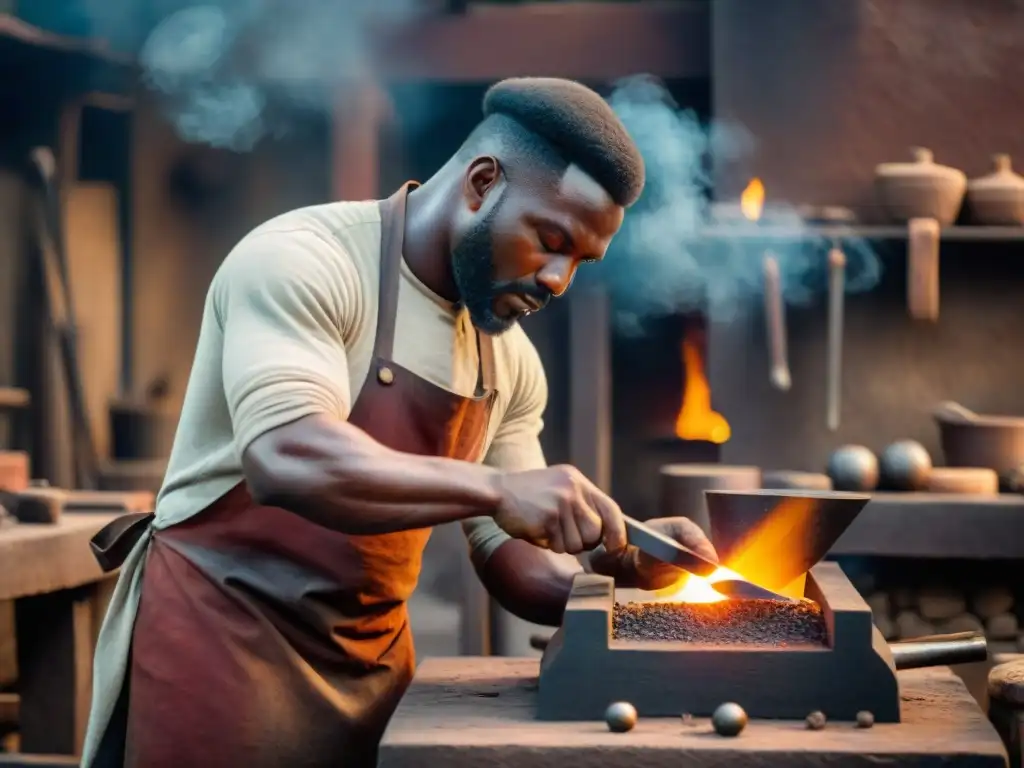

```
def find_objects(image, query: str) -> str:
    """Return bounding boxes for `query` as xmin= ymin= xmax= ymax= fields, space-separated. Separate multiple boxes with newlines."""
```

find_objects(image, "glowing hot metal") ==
xmin=622 ymin=516 xmax=794 ymax=602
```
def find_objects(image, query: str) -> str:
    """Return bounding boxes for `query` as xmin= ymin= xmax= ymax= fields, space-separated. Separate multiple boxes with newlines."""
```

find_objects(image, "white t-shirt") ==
xmin=154 ymin=198 xmax=550 ymax=562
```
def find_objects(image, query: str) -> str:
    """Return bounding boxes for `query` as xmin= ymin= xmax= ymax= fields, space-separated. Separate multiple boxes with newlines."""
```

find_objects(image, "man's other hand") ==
xmin=589 ymin=516 xmax=719 ymax=591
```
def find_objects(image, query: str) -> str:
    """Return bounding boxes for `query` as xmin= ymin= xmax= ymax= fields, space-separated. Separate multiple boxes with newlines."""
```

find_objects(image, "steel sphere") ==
xmin=879 ymin=440 xmax=932 ymax=490
xmin=826 ymin=445 xmax=880 ymax=491
xmin=604 ymin=701 xmax=638 ymax=733
xmin=711 ymin=702 xmax=748 ymax=737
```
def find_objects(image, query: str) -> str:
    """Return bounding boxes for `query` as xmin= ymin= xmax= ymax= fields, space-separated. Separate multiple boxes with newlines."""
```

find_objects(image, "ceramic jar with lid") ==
xmin=874 ymin=147 xmax=966 ymax=225
xmin=966 ymin=154 xmax=1024 ymax=226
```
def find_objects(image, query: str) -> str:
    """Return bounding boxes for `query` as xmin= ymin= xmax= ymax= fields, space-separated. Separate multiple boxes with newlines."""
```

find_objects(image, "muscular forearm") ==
xmin=477 ymin=539 xmax=581 ymax=626
xmin=243 ymin=414 xmax=501 ymax=535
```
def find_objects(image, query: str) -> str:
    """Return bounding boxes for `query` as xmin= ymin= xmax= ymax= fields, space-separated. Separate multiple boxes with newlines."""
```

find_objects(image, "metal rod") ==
xmin=762 ymin=253 xmax=791 ymax=391
xmin=826 ymin=246 xmax=846 ymax=431
xmin=889 ymin=631 xmax=987 ymax=670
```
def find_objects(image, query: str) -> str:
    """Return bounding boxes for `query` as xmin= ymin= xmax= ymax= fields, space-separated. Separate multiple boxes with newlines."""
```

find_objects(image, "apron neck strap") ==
xmin=375 ymin=181 xmax=498 ymax=393
xmin=478 ymin=327 xmax=496 ymax=393
xmin=374 ymin=182 xmax=415 ymax=361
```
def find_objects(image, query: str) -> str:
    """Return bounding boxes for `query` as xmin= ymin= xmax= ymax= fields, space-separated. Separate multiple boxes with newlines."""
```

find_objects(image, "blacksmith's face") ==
xmin=451 ymin=160 xmax=624 ymax=335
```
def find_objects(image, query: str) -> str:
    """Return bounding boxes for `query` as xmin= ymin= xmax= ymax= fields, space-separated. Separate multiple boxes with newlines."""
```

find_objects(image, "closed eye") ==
xmin=538 ymin=225 xmax=573 ymax=254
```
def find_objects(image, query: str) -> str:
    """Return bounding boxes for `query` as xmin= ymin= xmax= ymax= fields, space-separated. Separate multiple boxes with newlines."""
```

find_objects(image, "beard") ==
xmin=450 ymin=196 xmax=551 ymax=335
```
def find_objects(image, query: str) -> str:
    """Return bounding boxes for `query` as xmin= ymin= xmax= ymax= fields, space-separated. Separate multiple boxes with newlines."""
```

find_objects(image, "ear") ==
xmin=463 ymin=156 xmax=501 ymax=212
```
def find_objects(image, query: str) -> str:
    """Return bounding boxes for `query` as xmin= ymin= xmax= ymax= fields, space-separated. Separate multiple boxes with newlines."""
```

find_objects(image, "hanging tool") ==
xmin=623 ymin=515 xmax=796 ymax=602
xmin=826 ymin=243 xmax=846 ymax=431
xmin=907 ymin=217 xmax=940 ymax=321
xmin=29 ymin=147 xmax=100 ymax=490
xmin=762 ymin=253 xmax=791 ymax=391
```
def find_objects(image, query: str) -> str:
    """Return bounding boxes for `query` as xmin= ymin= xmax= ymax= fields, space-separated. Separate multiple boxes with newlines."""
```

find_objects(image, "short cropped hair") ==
xmin=459 ymin=78 xmax=645 ymax=208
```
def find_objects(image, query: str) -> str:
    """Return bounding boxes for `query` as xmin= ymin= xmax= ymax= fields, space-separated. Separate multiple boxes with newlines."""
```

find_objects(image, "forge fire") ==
xmin=673 ymin=334 xmax=731 ymax=445
xmin=612 ymin=598 xmax=828 ymax=646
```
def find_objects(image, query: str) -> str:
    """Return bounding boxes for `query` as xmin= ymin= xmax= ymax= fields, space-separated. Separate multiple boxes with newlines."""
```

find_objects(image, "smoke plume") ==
xmin=595 ymin=75 xmax=882 ymax=333
xmin=81 ymin=0 xmax=419 ymax=152
xmin=66 ymin=6 xmax=880 ymax=329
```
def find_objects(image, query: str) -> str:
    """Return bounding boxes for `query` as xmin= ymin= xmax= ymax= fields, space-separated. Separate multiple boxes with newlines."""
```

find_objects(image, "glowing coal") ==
xmin=613 ymin=598 xmax=827 ymax=646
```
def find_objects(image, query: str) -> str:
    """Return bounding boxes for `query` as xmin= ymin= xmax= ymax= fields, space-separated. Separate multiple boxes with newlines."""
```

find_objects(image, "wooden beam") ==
xmin=374 ymin=1 xmax=710 ymax=82
xmin=569 ymin=284 xmax=612 ymax=491
xmin=332 ymin=81 xmax=390 ymax=200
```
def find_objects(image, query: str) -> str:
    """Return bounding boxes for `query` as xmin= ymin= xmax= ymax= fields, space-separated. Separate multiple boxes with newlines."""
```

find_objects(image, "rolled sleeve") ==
xmin=462 ymin=332 xmax=549 ymax=568
xmin=214 ymin=228 xmax=357 ymax=456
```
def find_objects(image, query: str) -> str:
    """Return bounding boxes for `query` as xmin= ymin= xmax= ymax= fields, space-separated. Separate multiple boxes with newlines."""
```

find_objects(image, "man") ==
xmin=83 ymin=77 xmax=718 ymax=767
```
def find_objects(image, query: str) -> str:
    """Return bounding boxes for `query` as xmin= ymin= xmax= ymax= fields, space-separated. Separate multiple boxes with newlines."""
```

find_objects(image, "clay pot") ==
xmin=967 ymin=154 xmax=1024 ymax=226
xmin=934 ymin=401 xmax=1024 ymax=483
xmin=874 ymin=147 xmax=966 ymax=225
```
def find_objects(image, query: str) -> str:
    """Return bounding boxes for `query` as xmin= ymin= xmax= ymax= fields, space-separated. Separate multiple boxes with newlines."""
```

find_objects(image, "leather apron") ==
xmin=87 ymin=182 xmax=497 ymax=767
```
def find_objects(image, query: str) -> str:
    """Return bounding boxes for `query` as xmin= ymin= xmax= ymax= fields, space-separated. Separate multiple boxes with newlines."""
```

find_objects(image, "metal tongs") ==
xmin=624 ymin=516 xmax=797 ymax=602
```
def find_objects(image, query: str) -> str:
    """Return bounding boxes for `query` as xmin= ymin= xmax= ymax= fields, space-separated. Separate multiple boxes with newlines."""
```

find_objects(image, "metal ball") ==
xmin=879 ymin=440 xmax=932 ymax=491
xmin=806 ymin=711 xmax=827 ymax=730
xmin=826 ymin=445 xmax=880 ymax=491
xmin=711 ymin=702 xmax=748 ymax=737
xmin=856 ymin=710 xmax=875 ymax=729
xmin=604 ymin=701 xmax=638 ymax=733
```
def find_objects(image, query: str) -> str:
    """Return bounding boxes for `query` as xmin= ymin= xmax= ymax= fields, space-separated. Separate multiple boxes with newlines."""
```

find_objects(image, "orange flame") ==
xmin=741 ymin=177 xmax=765 ymax=222
xmin=658 ymin=497 xmax=816 ymax=604
xmin=666 ymin=336 xmax=733 ymax=603
xmin=658 ymin=565 xmax=739 ymax=604
xmin=673 ymin=338 xmax=731 ymax=445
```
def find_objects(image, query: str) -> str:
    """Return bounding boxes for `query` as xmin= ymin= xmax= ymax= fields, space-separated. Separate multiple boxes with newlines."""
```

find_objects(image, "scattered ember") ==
xmin=855 ymin=710 xmax=875 ymax=729
xmin=612 ymin=599 xmax=827 ymax=646
xmin=806 ymin=710 xmax=827 ymax=730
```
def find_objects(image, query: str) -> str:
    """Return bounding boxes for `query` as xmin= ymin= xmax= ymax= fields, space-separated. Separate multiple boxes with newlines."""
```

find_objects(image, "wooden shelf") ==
xmin=695 ymin=224 xmax=1024 ymax=243
xmin=0 ymin=13 xmax=130 ymax=65
xmin=0 ymin=13 xmax=135 ymax=100
xmin=0 ymin=512 xmax=117 ymax=601
xmin=830 ymin=492 xmax=1024 ymax=559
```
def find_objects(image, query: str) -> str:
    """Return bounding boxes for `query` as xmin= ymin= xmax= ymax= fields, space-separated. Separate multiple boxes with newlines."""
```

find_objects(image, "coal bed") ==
xmin=613 ymin=599 xmax=828 ymax=646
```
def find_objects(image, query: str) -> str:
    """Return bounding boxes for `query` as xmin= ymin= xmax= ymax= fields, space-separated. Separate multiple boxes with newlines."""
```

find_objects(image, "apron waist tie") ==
xmin=91 ymin=512 xmax=155 ymax=572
